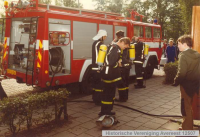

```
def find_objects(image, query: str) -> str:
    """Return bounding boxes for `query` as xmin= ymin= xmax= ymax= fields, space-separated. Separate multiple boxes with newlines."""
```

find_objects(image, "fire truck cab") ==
xmin=0 ymin=0 xmax=164 ymax=93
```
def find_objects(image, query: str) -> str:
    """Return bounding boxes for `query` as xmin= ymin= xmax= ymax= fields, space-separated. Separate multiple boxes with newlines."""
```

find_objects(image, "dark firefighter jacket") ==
xmin=102 ymin=44 xmax=122 ymax=82
xmin=92 ymin=40 xmax=103 ymax=69
xmin=121 ymin=48 xmax=131 ymax=69
xmin=174 ymin=48 xmax=200 ymax=97
xmin=135 ymin=41 xmax=144 ymax=61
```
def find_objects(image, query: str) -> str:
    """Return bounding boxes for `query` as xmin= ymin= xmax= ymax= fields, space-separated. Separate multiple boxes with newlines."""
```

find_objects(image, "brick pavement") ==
xmin=0 ymin=68 xmax=200 ymax=137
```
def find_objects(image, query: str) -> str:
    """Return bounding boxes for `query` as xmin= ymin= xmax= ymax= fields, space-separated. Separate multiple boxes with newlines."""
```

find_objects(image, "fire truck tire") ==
xmin=144 ymin=60 xmax=154 ymax=79
xmin=80 ymin=65 xmax=94 ymax=94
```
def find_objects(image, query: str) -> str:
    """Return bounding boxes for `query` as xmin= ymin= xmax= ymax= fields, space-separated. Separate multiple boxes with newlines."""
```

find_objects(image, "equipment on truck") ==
xmin=97 ymin=44 xmax=107 ymax=69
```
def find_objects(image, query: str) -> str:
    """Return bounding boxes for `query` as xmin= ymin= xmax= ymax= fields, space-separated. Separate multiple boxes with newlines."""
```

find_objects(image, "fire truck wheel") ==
xmin=80 ymin=66 xmax=94 ymax=94
xmin=144 ymin=60 xmax=154 ymax=79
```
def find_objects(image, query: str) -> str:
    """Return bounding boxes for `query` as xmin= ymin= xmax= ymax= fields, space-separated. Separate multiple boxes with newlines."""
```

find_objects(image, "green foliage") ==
xmin=0 ymin=88 xmax=70 ymax=136
xmin=179 ymin=0 xmax=200 ymax=34
xmin=163 ymin=61 xmax=178 ymax=84
xmin=93 ymin=0 xmax=128 ymax=14
xmin=54 ymin=0 xmax=83 ymax=8
xmin=39 ymin=0 xmax=52 ymax=4
xmin=62 ymin=0 xmax=83 ymax=8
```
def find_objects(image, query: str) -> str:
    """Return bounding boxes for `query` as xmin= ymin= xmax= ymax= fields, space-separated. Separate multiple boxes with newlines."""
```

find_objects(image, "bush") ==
xmin=0 ymin=88 xmax=70 ymax=136
xmin=163 ymin=61 xmax=178 ymax=84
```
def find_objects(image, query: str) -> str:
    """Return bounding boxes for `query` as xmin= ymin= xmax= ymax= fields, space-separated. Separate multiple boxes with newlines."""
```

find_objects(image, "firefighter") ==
xmin=112 ymin=30 xmax=131 ymax=102
xmin=92 ymin=30 xmax=107 ymax=105
xmin=99 ymin=37 xmax=130 ymax=116
xmin=0 ymin=43 xmax=7 ymax=100
xmin=133 ymin=36 xmax=146 ymax=89
xmin=117 ymin=47 xmax=131 ymax=101
xmin=111 ymin=30 xmax=124 ymax=44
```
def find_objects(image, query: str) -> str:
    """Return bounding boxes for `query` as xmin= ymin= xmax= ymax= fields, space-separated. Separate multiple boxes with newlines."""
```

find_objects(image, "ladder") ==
xmin=26 ymin=17 xmax=38 ymax=86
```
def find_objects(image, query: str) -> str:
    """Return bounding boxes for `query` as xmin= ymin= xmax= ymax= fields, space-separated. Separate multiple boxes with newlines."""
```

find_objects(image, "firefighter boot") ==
xmin=99 ymin=104 xmax=115 ymax=116
xmin=134 ymin=80 xmax=146 ymax=89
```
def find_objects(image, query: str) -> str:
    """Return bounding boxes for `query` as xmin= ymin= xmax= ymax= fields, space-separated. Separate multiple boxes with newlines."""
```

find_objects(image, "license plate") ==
xmin=7 ymin=69 xmax=16 ymax=75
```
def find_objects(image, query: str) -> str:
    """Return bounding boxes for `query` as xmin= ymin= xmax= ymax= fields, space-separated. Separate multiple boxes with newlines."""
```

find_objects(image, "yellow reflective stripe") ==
xmin=113 ymin=63 xmax=118 ymax=68
xmin=118 ymin=87 xmax=127 ymax=91
xmin=101 ymin=101 xmax=113 ymax=105
xmin=113 ymin=97 xmax=115 ymax=100
xmin=93 ymin=88 xmax=103 ymax=92
xmin=37 ymin=62 xmax=41 ymax=68
xmin=137 ymin=77 xmax=143 ymax=79
xmin=134 ymin=61 xmax=143 ymax=64
xmin=3 ymin=37 xmax=7 ymax=59
xmin=38 ymin=51 xmax=42 ymax=61
xmin=126 ymin=87 xmax=129 ymax=89
xmin=102 ymin=77 xmax=122 ymax=83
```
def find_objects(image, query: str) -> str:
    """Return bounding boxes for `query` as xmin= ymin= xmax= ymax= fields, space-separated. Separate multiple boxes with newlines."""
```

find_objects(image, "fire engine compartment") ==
xmin=8 ymin=17 xmax=37 ymax=73
xmin=48 ymin=18 xmax=71 ymax=76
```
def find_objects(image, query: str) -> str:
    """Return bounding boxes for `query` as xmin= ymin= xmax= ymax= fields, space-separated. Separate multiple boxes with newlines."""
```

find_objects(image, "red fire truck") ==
xmin=1 ymin=0 xmax=164 ymax=92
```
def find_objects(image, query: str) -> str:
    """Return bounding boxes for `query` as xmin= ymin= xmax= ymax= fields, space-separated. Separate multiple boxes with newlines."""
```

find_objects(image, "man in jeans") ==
xmin=173 ymin=35 xmax=200 ymax=130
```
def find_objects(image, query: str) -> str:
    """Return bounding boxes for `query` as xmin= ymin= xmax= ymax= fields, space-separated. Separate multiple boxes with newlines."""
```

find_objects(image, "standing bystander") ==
xmin=173 ymin=35 xmax=200 ymax=130
xmin=166 ymin=39 xmax=176 ymax=63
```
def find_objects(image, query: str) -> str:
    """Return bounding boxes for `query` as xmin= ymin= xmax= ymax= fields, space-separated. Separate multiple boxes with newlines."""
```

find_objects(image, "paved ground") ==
xmin=0 ymin=68 xmax=200 ymax=137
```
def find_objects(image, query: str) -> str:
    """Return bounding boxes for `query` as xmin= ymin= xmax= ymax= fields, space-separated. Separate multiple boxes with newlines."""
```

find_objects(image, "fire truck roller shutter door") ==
xmin=73 ymin=21 xmax=97 ymax=59
xmin=99 ymin=24 xmax=113 ymax=45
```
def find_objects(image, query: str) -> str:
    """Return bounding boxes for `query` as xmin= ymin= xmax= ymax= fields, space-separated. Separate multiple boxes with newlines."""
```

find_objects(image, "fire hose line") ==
xmin=68 ymin=100 xmax=182 ymax=118
xmin=67 ymin=100 xmax=200 ymax=127
xmin=49 ymin=47 xmax=64 ymax=87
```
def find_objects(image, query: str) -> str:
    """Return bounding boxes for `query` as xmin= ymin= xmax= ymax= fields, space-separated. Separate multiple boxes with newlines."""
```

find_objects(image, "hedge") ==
xmin=0 ymin=88 xmax=70 ymax=136
xmin=163 ymin=61 xmax=178 ymax=84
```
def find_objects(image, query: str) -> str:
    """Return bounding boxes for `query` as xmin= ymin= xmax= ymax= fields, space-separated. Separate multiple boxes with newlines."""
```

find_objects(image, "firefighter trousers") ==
xmin=117 ymin=68 xmax=130 ymax=100
xmin=92 ymin=71 xmax=103 ymax=104
xmin=101 ymin=82 xmax=116 ymax=114
xmin=135 ymin=62 xmax=144 ymax=86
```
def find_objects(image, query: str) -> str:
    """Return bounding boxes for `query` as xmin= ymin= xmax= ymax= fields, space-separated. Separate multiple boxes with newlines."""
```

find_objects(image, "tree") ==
xmin=55 ymin=0 xmax=62 ymax=6
xmin=54 ymin=0 xmax=83 ymax=8
xmin=106 ymin=0 xmax=124 ymax=14
xmin=62 ymin=0 xmax=83 ymax=8
xmin=93 ymin=0 xmax=129 ymax=14
xmin=39 ymin=0 xmax=52 ymax=4
xmin=179 ymin=0 xmax=200 ymax=34
xmin=93 ymin=0 xmax=109 ymax=11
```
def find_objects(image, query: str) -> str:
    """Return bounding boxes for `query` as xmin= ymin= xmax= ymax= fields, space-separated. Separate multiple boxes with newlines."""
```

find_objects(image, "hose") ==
xmin=67 ymin=100 xmax=200 ymax=127
xmin=49 ymin=47 xmax=64 ymax=87
xmin=67 ymin=100 xmax=182 ymax=118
